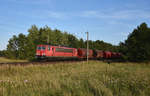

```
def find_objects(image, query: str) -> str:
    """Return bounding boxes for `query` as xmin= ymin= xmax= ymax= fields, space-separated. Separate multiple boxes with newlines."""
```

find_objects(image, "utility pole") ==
xmin=47 ymin=31 xmax=49 ymax=44
xmin=86 ymin=32 xmax=89 ymax=63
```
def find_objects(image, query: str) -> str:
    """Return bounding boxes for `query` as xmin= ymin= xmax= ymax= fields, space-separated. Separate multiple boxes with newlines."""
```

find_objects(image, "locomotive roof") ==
xmin=37 ymin=44 xmax=75 ymax=48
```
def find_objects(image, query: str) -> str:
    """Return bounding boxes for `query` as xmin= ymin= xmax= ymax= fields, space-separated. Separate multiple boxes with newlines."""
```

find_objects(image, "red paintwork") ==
xmin=95 ymin=50 xmax=104 ymax=58
xmin=36 ymin=45 xmax=78 ymax=58
xmin=111 ymin=52 xmax=122 ymax=58
xmin=112 ymin=52 xmax=117 ymax=58
xmin=116 ymin=53 xmax=121 ymax=58
xmin=103 ymin=51 xmax=112 ymax=59
xmin=77 ymin=48 xmax=93 ymax=58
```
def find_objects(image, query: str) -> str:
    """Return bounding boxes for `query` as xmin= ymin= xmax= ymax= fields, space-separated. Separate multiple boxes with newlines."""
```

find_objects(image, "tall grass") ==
xmin=0 ymin=61 xmax=150 ymax=96
xmin=0 ymin=57 xmax=28 ymax=63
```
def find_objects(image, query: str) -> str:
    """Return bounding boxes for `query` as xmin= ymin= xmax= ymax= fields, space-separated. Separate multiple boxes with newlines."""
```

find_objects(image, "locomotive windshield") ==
xmin=37 ymin=46 xmax=46 ymax=50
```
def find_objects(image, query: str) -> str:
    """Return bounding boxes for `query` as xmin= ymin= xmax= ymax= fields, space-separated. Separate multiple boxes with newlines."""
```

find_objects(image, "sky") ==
xmin=0 ymin=0 xmax=150 ymax=50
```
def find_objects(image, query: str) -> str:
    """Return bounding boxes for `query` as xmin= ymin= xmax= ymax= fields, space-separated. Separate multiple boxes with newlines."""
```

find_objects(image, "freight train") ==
xmin=36 ymin=44 xmax=121 ymax=60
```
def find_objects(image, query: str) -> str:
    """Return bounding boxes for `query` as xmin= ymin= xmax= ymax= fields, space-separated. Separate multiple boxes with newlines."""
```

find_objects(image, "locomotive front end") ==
xmin=36 ymin=45 xmax=46 ymax=59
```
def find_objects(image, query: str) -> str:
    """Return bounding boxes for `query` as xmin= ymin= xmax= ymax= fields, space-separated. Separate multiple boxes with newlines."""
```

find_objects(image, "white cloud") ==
xmin=80 ymin=10 xmax=150 ymax=20
xmin=15 ymin=10 xmax=68 ymax=20
xmin=10 ymin=0 xmax=52 ymax=5
xmin=47 ymin=11 xmax=67 ymax=19
xmin=33 ymin=11 xmax=68 ymax=20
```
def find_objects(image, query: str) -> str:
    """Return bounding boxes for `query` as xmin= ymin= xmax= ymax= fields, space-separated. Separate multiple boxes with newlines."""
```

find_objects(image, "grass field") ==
xmin=0 ymin=57 xmax=28 ymax=63
xmin=0 ymin=61 xmax=150 ymax=96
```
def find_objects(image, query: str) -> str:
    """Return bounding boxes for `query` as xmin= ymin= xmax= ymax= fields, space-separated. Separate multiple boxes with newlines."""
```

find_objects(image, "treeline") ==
xmin=119 ymin=22 xmax=150 ymax=62
xmin=2 ymin=25 xmax=117 ymax=60
xmin=2 ymin=22 xmax=150 ymax=62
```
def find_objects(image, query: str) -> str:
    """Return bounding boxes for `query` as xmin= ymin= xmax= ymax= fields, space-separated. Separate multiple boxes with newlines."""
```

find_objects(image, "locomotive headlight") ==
xmin=36 ymin=53 xmax=40 ymax=55
xmin=42 ymin=53 xmax=45 ymax=56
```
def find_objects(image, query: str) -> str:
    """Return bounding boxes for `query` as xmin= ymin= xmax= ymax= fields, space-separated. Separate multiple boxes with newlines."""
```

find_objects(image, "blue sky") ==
xmin=0 ymin=0 xmax=150 ymax=50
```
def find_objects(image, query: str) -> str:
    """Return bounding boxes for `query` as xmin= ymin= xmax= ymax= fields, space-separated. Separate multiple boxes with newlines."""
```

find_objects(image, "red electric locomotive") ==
xmin=36 ymin=45 xmax=78 ymax=59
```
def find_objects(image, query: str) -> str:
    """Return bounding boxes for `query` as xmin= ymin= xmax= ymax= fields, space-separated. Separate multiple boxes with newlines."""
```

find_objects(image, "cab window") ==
xmin=37 ymin=46 xmax=41 ymax=50
xmin=42 ymin=46 xmax=46 ymax=50
xmin=37 ymin=46 xmax=46 ymax=50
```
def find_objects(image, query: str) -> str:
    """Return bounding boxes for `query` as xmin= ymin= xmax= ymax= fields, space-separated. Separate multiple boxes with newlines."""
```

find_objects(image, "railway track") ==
xmin=0 ymin=60 xmax=87 ymax=66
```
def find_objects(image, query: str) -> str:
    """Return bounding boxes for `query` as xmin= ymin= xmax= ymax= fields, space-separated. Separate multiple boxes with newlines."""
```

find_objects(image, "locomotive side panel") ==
xmin=36 ymin=45 xmax=78 ymax=59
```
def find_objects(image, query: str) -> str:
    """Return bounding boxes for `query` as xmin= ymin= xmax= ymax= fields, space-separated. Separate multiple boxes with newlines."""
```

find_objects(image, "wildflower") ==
xmin=24 ymin=80 xmax=28 ymax=83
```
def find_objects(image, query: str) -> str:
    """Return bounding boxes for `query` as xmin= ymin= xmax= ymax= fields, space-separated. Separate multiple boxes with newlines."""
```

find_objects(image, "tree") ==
xmin=120 ymin=22 xmax=150 ymax=61
xmin=6 ymin=35 xmax=19 ymax=59
xmin=17 ymin=34 xmax=28 ymax=59
xmin=0 ymin=50 xmax=6 ymax=57
xmin=78 ymin=38 xmax=86 ymax=48
xmin=67 ymin=34 xmax=79 ymax=48
xmin=6 ymin=34 xmax=28 ymax=59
